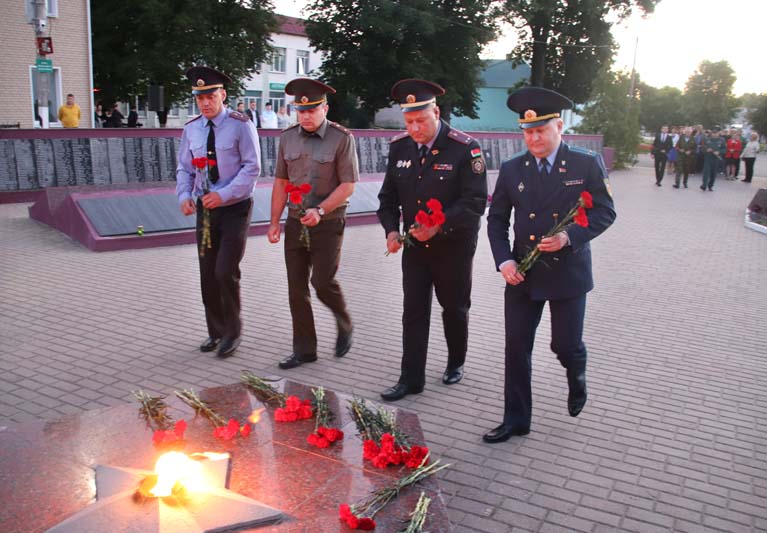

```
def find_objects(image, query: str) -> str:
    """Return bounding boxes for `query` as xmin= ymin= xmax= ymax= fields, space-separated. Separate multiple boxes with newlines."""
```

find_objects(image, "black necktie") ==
xmin=540 ymin=158 xmax=549 ymax=178
xmin=418 ymin=145 xmax=428 ymax=167
xmin=206 ymin=120 xmax=219 ymax=184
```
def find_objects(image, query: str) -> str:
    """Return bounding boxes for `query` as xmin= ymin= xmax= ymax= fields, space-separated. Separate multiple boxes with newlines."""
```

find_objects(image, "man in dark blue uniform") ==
xmin=484 ymin=87 xmax=616 ymax=442
xmin=377 ymin=79 xmax=488 ymax=401
xmin=176 ymin=66 xmax=261 ymax=358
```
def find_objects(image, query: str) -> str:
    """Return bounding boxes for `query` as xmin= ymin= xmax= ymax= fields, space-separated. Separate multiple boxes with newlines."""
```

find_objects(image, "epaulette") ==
xmin=284 ymin=122 xmax=300 ymax=131
xmin=390 ymin=131 xmax=410 ymax=143
xmin=185 ymin=114 xmax=203 ymax=125
xmin=447 ymin=128 xmax=474 ymax=145
xmin=569 ymin=145 xmax=597 ymax=158
xmin=509 ymin=149 xmax=528 ymax=162
xmin=329 ymin=121 xmax=352 ymax=135
xmin=227 ymin=110 xmax=249 ymax=122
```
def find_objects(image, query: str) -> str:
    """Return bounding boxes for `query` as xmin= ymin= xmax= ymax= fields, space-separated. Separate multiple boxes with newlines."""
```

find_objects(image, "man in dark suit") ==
xmin=246 ymin=101 xmax=261 ymax=128
xmin=651 ymin=125 xmax=673 ymax=186
xmin=484 ymin=87 xmax=616 ymax=442
xmin=377 ymin=79 xmax=488 ymax=401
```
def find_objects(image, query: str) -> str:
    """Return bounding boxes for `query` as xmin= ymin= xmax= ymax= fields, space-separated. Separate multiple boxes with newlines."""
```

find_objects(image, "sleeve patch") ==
xmin=472 ymin=158 xmax=485 ymax=174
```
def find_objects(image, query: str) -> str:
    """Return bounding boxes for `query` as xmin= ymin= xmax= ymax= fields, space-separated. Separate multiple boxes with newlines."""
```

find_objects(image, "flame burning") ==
xmin=149 ymin=452 xmax=205 ymax=497
xmin=248 ymin=408 xmax=266 ymax=424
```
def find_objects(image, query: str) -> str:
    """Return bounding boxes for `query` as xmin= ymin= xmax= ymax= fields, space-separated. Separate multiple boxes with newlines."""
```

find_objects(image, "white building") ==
xmin=139 ymin=15 xmax=323 ymax=128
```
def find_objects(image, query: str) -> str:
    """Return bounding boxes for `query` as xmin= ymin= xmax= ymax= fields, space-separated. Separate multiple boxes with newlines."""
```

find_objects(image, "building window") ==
xmin=296 ymin=50 xmax=310 ymax=75
xmin=244 ymin=90 xmax=262 ymax=112
xmin=168 ymin=103 xmax=180 ymax=117
xmin=269 ymin=91 xmax=285 ymax=111
xmin=271 ymin=48 xmax=286 ymax=73
xmin=47 ymin=0 xmax=58 ymax=17
xmin=29 ymin=65 xmax=62 ymax=126
xmin=187 ymin=98 xmax=199 ymax=116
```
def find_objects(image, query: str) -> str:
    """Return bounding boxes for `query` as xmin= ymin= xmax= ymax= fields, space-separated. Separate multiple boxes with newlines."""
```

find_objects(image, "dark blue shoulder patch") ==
xmin=569 ymin=145 xmax=598 ymax=158
xmin=447 ymin=128 xmax=474 ymax=145
xmin=185 ymin=114 xmax=203 ymax=125
xmin=390 ymin=131 xmax=410 ymax=143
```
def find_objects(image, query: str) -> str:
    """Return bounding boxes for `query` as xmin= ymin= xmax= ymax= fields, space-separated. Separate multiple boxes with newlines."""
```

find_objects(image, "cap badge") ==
xmin=524 ymin=109 xmax=537 ymax=120
xmin=301 ymin=96 xmax=308 ymax=104
xmin=406 ymin=94 xmax=416 ymax=104
xmin=196 ymin=79 xmax=205 ymax=87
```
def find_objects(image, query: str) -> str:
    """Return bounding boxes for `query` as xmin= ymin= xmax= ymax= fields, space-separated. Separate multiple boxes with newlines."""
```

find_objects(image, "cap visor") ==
xmin=519 ymin=117 xmax=556 ymax=129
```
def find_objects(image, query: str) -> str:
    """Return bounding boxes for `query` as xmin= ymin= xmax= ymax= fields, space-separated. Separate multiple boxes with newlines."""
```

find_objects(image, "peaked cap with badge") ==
xmin=391 ymin=79 xmax=445 ymax=113
xmin=286 ymin=78 xmax=336 ymax=111
xmin=507 ymin=87 xmax=573 ymax=129
xmin=186 ymin=66 xmax=232 ymax=95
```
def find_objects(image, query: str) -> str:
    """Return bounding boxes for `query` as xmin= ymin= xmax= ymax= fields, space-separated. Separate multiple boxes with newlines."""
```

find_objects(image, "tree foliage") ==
xmin=746 ymin=94 xmax=767 ymax=136
xmin=637 ymin=83 xmax=684 ymax=133
xmin=503 ymin=0 xmax=658 ymax=104
xmin=92 ymin=0 xmax=276 ymax=108
xmin=576 ymin=70 xmax=640 ymax=169
xmin=304 ymin=0 xmax=501 ymax=126
xmin=681 ymin=60 xmax=738 ymax=129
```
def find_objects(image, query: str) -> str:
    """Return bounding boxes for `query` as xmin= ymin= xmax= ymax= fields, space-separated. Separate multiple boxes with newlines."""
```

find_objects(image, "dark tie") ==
xmin=418 ymin=145 xmax=428 ymax=167
xmin=206 ymin=120 xmax=219 ymax=184
xmin=540 ymin=158 xmax=549 ymax=178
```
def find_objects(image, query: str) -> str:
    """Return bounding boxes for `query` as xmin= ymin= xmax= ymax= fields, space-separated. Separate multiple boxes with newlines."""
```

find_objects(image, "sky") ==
xmin=274 ymin=0 xmax=763 ymax=96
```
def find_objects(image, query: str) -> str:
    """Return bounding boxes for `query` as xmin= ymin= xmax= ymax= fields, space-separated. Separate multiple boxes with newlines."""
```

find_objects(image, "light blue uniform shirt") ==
xmin=176 ymin=106 xmax=261 ymax=206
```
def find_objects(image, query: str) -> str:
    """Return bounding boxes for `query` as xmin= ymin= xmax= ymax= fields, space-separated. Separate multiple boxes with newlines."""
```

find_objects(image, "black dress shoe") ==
xmin=482 ymin=423 xmax=530 ymax=443
xmin=567 ymin=368 xmax=587 ymax=417
xmin=335 ymin=330 xmax=353 ymax=358
xmin=216 ymin=337 xmax=241 ymax=358
xmin=380 ymin=383 xmax=423 ymax=402
xmin=672 ymin=184 xmax=679 ymax=189
xmin=200 ymin=337 xmax=221 ymax=352
xmin=442 ymin=366 xmax=464 ymax=385
xmin=278 ymin=353 xmax=317 ymax=370
xmin=700 ymin=185 xmax=706 ymax=190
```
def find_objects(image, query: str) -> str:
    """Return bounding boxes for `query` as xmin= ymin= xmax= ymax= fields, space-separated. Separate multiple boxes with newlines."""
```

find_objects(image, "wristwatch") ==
xmin=317 ymin=206 xmax=326 ymax=217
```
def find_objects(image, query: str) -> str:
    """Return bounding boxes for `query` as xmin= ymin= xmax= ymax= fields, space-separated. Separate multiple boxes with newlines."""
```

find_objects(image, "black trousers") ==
xmin=743 ymin=157 xmax=755 ymax=182
xmin=196 ymin=198 xmax=253 ymax=340
xmin=503 ymin=289 xmax=587 ymax=429
xmin=654 ymin=154 xmax=667 ymax=183
xmin=399 ymin=242 xmax=475 ymax=388
xmin=284 ymin=217 xmax=352 ymax=357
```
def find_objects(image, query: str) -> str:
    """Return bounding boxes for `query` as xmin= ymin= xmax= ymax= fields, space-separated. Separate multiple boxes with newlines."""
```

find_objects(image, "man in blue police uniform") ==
xmin=377 ymin=79 xmax=488 ymax=401
xmin=176 ymin=66 xmax=261 ymax=358
xmin=484 ymin=87 xmax=616 ymax=442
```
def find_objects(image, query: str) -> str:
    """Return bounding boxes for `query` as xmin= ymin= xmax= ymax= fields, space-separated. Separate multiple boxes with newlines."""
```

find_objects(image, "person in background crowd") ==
xmin=58 ymin=93 xmax=81 ymax=128
xmin=107 ymin=103 xmax=125 ymax=127
xmin=651 ymin=125 xmax=673 ymax=186
xmin=701 ymin=130 xmax=726 ymax=191
xmin=667 ymin=126 xmax=680 ymax=175
xmin=261 ymin=102 xmax=278 ymax=129
xmin=740 ymin=132 xmax=760 ymax=183
xmin=94 ymin=103 xmax=104 ymax=128
xmin=277 ymin=105 xmax=291 ymax=129
xmin=246 ymin=101 xmax=261 ymax=128
xmin=725 ymin=129 xmax=742 ymax=179
xmin=127 ymin=105 xmax=142 ymax=128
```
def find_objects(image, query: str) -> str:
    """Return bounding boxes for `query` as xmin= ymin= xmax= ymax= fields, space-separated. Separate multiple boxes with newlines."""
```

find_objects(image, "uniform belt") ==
xmin=288 ymin=206 xmax=346 ymax=221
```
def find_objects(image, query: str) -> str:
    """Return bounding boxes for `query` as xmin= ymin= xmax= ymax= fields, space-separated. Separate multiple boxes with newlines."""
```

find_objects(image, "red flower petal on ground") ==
xmin=240 ymin=423 xmax=251 ymax=437
xmin=356 ymin=517 xmax=376 ymax=530
xmin=173 ymin=419 xmax=187 ymax=438
xmin=324 ymin=428 xmax=343 ymax=442
xmin=426 ymin=198 xmax=443 ymax=213
xmin=580 ymin=191 xmax=593 ymax=209
xmin=415 ymin=210 xmax=431 ymax=227
xmin=574 ymin=207 xmax=589 ymax=228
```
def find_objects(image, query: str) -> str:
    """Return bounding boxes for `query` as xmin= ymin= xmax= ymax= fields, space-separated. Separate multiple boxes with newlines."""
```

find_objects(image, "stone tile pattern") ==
xmin=1 ymin=156 xmax=766 ymax=532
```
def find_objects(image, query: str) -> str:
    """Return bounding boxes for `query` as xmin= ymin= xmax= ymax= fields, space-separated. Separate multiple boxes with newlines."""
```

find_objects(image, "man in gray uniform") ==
xmin=267 ymin=78 xmax=359 ymax=369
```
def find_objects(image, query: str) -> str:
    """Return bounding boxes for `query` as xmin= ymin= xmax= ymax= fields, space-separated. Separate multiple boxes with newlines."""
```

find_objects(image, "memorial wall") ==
xmin=0 ymin=129 xmax=604 ymax=192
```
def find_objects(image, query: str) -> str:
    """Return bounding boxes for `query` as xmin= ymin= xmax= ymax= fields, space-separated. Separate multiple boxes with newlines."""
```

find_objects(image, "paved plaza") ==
xmin=1 ymin=157 xmax=766 ymax=532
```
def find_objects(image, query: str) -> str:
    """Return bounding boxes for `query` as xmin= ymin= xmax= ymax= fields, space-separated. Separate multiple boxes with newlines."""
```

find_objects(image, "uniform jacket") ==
xmin=675 ymin=135 xmax=697 ymax=160
xmin=487 ymin=142 xmax=616 ymax=301
xmin=652 ymin=132 xmax=673 ymax=157
xmin=377 ymin=120 xmax=488 ymax=252
xmin=176 ymin=107 xmax=261 ymax=206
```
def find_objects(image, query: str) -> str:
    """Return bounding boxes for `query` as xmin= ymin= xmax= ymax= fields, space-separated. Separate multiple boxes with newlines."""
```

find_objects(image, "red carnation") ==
xmin=363 ymin=440 xmax=380 ymax=460
xmin=430 ymin=210 xmax=446 ymax=226
xmin=192 ymin=157 xmax=208 ymax=169
xmin=240 ymin=423 xmax=251 ymax=437
xmin=173 ymin=419 xmax=187 ymax=438
xmin=356 ymin=517 xmax=376 ymax=530
xmin=299 ymin=183 xmax=312 ymax=193
xmin=415 ymin=210 xmax=431 ymax=226
xmin=580 ymin=191 xmax=593 ymax=209
xmin=426 ymin=198 xmax=443 ymax=213
xmin=289 ymin=191 xmax=303 ymax=205
xmin=574 ymin=207 xmax=589 ymax=228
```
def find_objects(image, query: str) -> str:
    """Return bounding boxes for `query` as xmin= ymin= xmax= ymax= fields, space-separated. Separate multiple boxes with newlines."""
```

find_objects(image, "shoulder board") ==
xmin=227 ymin=110 xmax=249 ymax=122
xmin=390 ymin=131 xmax=410 ymax=143
xmin=509 ymin=149 xmax=528 ymax=162
xmin=329 ymin=121 xmax=352 ymax=135
xmin=185 ymin=114 xmax=203 ymax=125
xmin=284 ymin=122 xmax=300 ymax=132
xmin=569 ymin=145 xmax=598 ymax=158
xmin=447 ymin=128 xmax=474 ymax=145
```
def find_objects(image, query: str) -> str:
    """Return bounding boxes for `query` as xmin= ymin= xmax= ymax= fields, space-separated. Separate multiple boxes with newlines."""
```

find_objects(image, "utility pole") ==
xmin=31 ymin=0 xmax=50 ymax=128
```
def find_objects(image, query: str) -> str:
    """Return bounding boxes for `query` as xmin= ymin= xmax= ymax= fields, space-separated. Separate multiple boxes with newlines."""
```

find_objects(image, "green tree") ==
xmin=504 ymin=0 xmax=658 ymax=103
xmin=304 ymin=0 xmax=501 ymax=126
xmin=92 ymin=0 xmax=276 ymax=111
xmin=746 ymin=94 xmax=767 ymax=136
xmin=576 ymin=70 xmax=640 ymax=169
xmin=637 ymin=83 xmax=684 ymax=133
xmin=681 ymin=60 xmax=738 ymax=129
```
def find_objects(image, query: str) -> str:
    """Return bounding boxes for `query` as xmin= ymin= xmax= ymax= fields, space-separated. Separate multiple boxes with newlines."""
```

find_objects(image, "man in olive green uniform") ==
xmin=267 ymin=78 xmax=359 ymax=369
xmin=701 ymin=130 xmax=725 ymax=192
xmin=674 ymin=126 xmax=697 ymax=188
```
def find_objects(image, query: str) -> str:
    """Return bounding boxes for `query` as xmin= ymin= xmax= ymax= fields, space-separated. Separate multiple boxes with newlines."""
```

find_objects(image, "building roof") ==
xmin=277 ymin=15 xmax=307 ymax=37
xmin=481 ymin=60 xmax=531 ymax=89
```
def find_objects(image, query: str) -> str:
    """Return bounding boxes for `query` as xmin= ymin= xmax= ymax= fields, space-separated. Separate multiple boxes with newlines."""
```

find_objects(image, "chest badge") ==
xmin=518 ymin=182 xmax=525 ymax=192
xmin=431 ymin=149 xmax=439 ymax=156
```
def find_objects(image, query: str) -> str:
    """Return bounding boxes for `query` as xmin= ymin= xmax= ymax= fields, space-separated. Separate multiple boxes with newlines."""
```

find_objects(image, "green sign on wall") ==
xmin=269 ymin=83 xmax=286 ymax=91
xmin=36 ymin=58 xmax=53 ymax=73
